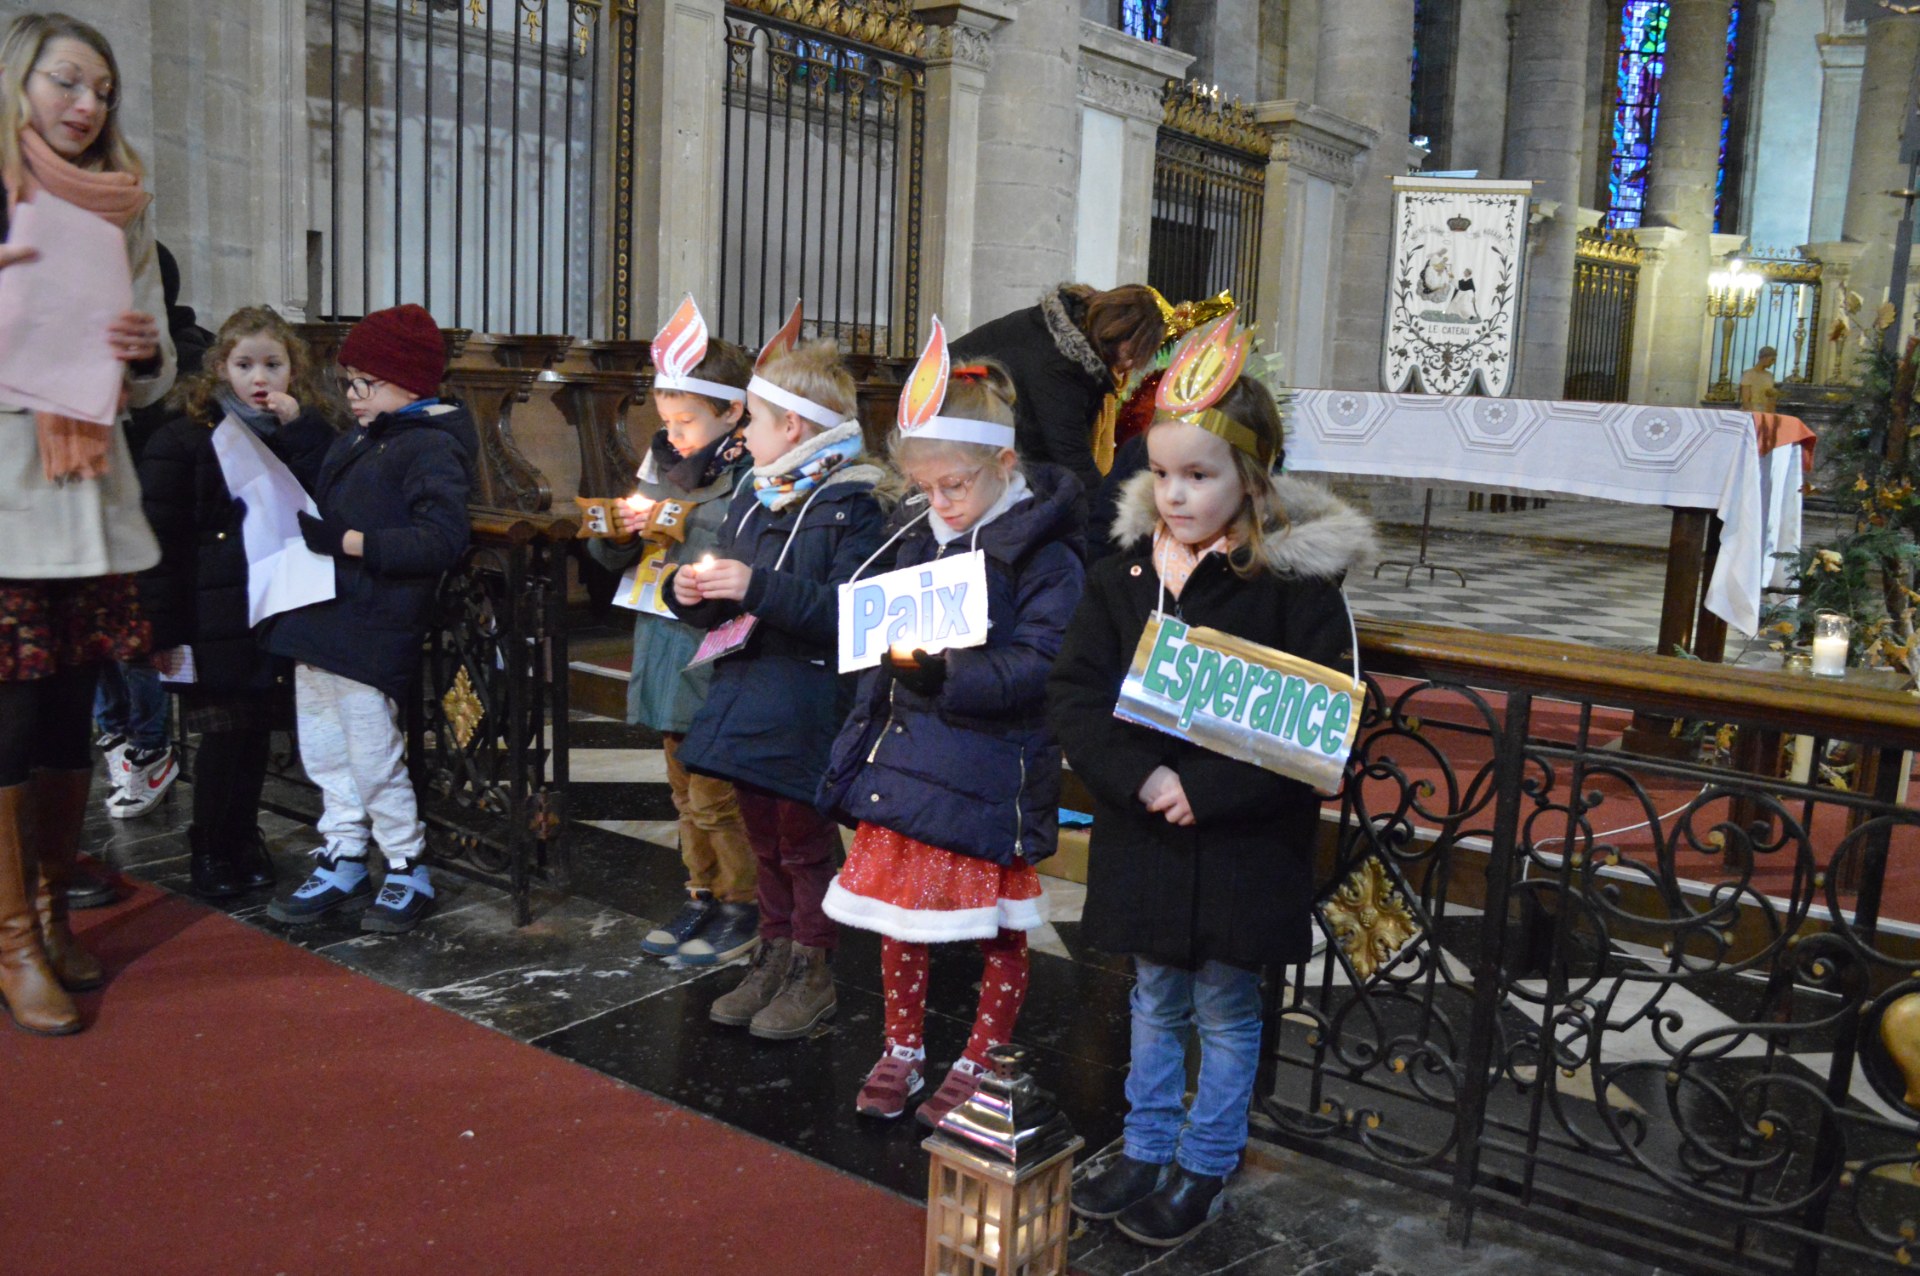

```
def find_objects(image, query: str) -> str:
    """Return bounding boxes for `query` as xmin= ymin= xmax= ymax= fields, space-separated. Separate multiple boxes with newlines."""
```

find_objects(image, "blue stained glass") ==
xmin=1714 ymin=2 xmax=1740 ymax=231
xmin=1122 ymin=0 xmax=1167 ymax=44
xmin=1605 ymin=2 xmax=1743 ymax=231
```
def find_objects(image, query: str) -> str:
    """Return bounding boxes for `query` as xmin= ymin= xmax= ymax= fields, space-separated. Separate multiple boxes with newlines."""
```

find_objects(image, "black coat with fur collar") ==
xmin=951 ymin=285 xmax=1111 ymax=505
xmin=1046 ymin=472 xmax=1377 ymax=968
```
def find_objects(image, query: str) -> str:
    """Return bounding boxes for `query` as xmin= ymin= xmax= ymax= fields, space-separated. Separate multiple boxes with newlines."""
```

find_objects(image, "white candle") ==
xmin=1811 ymin=633 xmax=1847 ymax=677
xmin=888 ymin=640 xmax=920 ymax=668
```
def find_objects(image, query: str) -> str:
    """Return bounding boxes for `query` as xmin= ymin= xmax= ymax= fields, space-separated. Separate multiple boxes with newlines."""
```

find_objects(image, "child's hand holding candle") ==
xmin=615 ymin=494 xmax=655 ymax=537
xmin=693 ymin=555 xmax=752 ymax=601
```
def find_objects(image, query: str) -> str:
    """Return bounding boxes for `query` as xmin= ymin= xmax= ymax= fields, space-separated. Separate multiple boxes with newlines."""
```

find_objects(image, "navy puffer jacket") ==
xmin=264 ymin=401 xmax=477 ymax=700
xmin=819 ymin=464 xmax=1086 ymax=867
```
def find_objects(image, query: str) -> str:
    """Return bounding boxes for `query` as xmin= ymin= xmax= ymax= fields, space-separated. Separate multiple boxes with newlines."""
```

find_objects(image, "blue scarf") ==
xmin=751 ymin=428 xmax=863 ymax=511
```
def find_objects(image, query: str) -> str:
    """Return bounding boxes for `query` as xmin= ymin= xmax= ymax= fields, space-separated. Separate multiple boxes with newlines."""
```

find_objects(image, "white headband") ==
xmin=747 ymin=374 xmax=847 ymax=428
xmin=906 ymin=416 xmax=1017 ymax=450
xmin=654 ymin=373 xmax=747 ymax=402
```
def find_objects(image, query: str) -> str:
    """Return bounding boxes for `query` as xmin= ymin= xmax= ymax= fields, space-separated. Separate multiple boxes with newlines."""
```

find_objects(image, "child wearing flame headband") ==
xmin=817 ymin=324 xmax=1088 ymax=1127
xmin=1046 ymin=314 xmax=1376 ymax=1247
xmin=668 ymin=308 xmax=886 ymax=1042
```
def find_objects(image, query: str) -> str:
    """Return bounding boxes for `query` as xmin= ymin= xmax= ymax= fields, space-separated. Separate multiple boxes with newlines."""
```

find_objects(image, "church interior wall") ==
xmin=1745 ymin=0 xmax=1825 ymax=250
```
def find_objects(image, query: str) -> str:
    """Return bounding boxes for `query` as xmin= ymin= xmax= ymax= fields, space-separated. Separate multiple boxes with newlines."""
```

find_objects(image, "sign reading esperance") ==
xmin=1114 ymin=614 xmax=1363 ymax=792
xmin=837 ymin=550 xmax=991 ymax=673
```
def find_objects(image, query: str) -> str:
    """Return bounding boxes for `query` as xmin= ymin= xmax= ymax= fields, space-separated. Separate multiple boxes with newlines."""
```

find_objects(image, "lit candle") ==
xmin=888 ymin=640 xmax=920 ymax=669
xmin=1811 ymin=611 xmax=1849 ymax=677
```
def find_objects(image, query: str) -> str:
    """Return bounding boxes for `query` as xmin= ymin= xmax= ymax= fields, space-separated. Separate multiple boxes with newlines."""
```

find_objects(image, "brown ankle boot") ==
xmin=0 ymin=782 xmax=81 ymax=1035
xmin=749 ymin=941 xmax=836 ymax=1040
xmin=31 ymin=768 xmax=106 ymax=991
xmin=709 ymin=936 xmax=790 ymax=1026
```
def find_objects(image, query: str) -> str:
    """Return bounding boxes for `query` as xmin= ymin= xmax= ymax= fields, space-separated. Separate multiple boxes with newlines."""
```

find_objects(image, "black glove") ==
xmin=884 ymin=647 xmax=947 ymax=697
xmin=298 ymin=510 xmax=349 ymax=557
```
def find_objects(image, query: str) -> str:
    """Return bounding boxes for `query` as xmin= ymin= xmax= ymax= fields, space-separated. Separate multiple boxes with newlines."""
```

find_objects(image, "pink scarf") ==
xmin=1152 ymin=523 xmax=1234 ymax=601
xmin=8 ymin=128 xmax=150 ymax=482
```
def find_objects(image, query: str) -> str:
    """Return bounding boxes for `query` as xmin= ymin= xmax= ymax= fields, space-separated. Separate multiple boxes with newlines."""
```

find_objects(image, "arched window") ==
xmin=1604 ymin=2 xmax=1744 ymax=231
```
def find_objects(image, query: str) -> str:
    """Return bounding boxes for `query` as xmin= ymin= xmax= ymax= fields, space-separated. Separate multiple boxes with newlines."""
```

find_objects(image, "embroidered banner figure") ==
xmin=1384 ymin=176 xmax=1532 ymax=397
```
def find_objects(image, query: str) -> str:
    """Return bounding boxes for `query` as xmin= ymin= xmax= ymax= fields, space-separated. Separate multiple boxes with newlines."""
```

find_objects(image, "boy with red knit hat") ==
xmin=265 ymin=304 xmax=477 ymax=934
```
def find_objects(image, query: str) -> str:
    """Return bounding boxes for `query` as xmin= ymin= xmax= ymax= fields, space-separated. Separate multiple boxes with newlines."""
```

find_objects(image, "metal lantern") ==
xmin=922 ymin=1044 xmax=1084 ymax=1276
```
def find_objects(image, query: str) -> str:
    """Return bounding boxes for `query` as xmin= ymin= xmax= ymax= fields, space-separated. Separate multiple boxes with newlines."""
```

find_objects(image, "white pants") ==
xmin=294 ymin=664 xmax=425 ymax=868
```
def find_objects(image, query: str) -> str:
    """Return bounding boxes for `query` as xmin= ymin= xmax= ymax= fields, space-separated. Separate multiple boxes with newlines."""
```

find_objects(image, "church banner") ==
xmin=1384 ymin=176 xmax=1532 ymax=397
xmin=1114 ymin=615 xmax=1364 ymax=793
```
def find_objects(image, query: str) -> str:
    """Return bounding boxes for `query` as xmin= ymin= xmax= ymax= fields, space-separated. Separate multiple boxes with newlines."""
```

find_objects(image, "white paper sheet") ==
xmin=0 ymin=191 xmax=133 ymax=424
xmin=156 ymin=646 xmax=197 ymax=686
xmin=209 ymin=418 xmax=337 ymax=626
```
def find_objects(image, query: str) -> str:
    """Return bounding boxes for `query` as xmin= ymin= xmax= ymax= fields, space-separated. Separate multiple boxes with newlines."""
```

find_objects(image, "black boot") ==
xmin=1071 ymin=1154 xmax=1167 ymax=1221
xmin=231 ymin=827 xmax=276 ymax=892
xmin=1113 ymin=1165 xmax=1226 ymax=1248
xmin=187 ymin=827 xmax=246 ymax=900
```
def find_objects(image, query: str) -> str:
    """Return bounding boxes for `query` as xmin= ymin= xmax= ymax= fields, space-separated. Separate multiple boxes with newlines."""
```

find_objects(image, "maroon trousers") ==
xmin=734 ymin=784 xmax=839 ymax=949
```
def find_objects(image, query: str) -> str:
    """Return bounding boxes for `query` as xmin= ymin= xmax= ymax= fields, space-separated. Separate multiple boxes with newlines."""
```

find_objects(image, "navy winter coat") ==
xmin=820 ymin=464 xmax=1086 ymax=867
xmin=136 ymin=408 xmax=335 ymax=693
xmin=265 ymin=402 xmax=477 ymax=701
xmin=667 ymin=446 xmax=887 ymax=804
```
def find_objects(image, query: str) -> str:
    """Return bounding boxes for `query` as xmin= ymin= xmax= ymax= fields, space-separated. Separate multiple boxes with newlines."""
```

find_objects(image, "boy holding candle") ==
xmin=669 ymin=311 xmax=885 ymax=1040
xmin=587 ymin=296 xmax=760 ymax=965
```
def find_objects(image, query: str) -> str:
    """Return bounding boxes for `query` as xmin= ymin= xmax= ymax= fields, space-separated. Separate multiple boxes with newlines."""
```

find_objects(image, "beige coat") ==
xmin=0 ymin=203 xmax=174 ymax=580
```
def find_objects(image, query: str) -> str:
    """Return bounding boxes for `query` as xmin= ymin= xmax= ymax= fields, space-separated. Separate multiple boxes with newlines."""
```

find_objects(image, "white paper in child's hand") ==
xmin=0 ymin=192 xmax=134 ymax=424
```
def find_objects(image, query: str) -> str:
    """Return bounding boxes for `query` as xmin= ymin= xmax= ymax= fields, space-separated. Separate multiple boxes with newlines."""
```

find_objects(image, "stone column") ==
xmin=1502 ymin=0 xmax=1588 ymax=399
xmin=1075 ymin=22 xmax=1192 ymax=290
xmin=1253 ymin=101 xmax=1376 ymax=389
xmin=969 ymin=0 xmax=1083 ymax=325
xmin=1803 ymin=238 xmax=1868 ymax=383
xmin=916 ymin=1 xmax=1014 ymax=335
xmin=1161 ymin=0 xmax=1258 ymax=103
xmin=1809 ymin=32 xmax=1865 ymax=243
xmin=1840 ymin=13 xmax=1920 ymax=321
xmin=1315 ymin=0 xmax=1416 ymax=389
xmin=1447 ymin=0 xmax=1512 ymax=179
xmin=1638 ymin=0 xmax=1733 ymax=405
xmin=633 ymin=0 xmax=729 ymax=328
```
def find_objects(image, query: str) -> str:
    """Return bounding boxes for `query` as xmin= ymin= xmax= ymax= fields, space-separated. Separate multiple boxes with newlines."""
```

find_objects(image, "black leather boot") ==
xmin=231 ymin=827 xmax=276 ymax=892
xmin=1113 ymin=1165 xmax=1226 ymax=1248
xmin=187 ymin=827 xmax=246 ymax=900
xmin=1071 ymin=1154 xmax=1167 ymax=1221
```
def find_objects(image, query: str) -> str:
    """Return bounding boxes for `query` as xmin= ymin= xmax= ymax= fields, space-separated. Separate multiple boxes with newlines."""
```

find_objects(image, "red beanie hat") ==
xmin=338 ymin=304 xmax=447 ymax=399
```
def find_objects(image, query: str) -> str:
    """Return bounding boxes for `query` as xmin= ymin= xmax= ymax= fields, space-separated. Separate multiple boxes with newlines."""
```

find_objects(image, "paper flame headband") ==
xmin=1153 ymin=311 xmax=1270 ymax=465
xmin=745 ymin=300 xmax=847 ymax=428
xmin=651 ymin=295 xmax=747 ymax=402
xmin=895 ymin=317 xmax=1017 ymax=450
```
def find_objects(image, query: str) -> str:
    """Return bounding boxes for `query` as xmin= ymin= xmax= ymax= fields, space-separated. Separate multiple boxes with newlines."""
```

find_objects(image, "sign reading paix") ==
xmin=837 ymin=551 xmax=990 ymax=673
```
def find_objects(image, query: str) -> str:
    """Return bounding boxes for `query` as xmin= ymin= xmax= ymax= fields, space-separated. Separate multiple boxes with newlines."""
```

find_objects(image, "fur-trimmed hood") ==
xmin=1108 ymin=468 xmax=1376 ymax=580
xmin=1038 ymin=283 xmax=1111 ymax=382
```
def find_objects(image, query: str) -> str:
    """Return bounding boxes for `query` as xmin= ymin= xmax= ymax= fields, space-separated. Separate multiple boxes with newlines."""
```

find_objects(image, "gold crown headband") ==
xmin=1152 ymin=311 xmax=1271 ymax=465
xmin=1146 ymin=287 xmax=1237 ymax=347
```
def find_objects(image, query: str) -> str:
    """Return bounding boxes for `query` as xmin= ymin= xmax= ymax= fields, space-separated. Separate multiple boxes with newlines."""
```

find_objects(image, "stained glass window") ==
xmin=1604 ymin=2 xmax=1744 ymax=230
xmin=1121 ymin=0 xmax=1168 ymax=44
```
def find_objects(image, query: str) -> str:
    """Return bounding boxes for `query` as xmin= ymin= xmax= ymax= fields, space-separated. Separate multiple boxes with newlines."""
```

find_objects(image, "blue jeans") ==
xmin=1124 ymin=956 xmax=1264 ymax=1179
xmin=94 ymin=661 xmax=169 ymax=752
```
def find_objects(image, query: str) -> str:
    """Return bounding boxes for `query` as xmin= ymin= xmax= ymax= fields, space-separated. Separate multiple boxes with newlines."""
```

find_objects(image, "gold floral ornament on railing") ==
xmin=1161 ymin=80 xmax=1269 ymax=159
xmin=729 ymin=0 xmax=926 ymax=58
xmin=442 ymin=667 xmax=486 ymax=751
xmin=1322 ymin=857 xmax=1420 ymax=981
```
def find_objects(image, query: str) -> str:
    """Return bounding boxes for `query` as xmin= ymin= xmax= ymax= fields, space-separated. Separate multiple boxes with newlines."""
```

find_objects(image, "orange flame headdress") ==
xmin=745 ymin=299 xmax=847 ymax=427
xmin=896 ymin=317 xmax=1016 ymax=450
xmin=1153 ymin=310 xmax=1269 ymax=464
xmin=651 ymin=295 xmax=746 ymax=402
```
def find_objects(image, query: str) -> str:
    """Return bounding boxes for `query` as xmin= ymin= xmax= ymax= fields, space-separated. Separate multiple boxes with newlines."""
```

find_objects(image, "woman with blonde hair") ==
xmin=0 ymin=12 xmax=174 ymax=1035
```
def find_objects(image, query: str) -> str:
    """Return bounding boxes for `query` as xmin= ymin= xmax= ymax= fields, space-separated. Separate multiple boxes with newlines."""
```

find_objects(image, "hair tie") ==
xmin=950 ymin=364 xmax=991 ymax=381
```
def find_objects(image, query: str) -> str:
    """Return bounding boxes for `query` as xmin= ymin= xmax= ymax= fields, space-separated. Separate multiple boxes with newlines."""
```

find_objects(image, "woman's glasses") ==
xmin=913 ymin=466 xmax=985 ymax=505
xmin=33 ymin=68 xmax=116 ymax=113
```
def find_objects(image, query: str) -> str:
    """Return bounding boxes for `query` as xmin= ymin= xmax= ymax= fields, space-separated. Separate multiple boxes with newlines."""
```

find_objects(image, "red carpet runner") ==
xmin=0 ymin=882 xmax=925 ymax=1274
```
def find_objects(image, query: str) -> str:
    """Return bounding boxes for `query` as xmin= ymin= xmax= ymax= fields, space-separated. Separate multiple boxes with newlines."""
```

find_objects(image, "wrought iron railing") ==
xmin=312 ymin=0 xmax=639 ymax=338
xmin=1260 ymin=619 xmax=1920 ymax=1275
xmin=1564 ymin=226 xmax=1641 ymax=403
xmin=1704 ymin=250 xmax=1825 ymax=403
xmin=1148 ymin=82 xmax=1268 ymax=321
xmin=718 ymin=2 xmax=926 ymax=358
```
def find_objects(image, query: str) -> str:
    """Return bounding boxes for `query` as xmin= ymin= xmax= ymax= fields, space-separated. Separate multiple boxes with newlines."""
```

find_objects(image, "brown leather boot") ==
xmin=31 ymin=768 xmax=106 ymax=991
xmin=0 ymin=782 xmax=81 ymax=1034
xmin=709 ymin=936 xmax=790 ymax=1026
xmin=749 ymin=941 xmax=836 ymax=1040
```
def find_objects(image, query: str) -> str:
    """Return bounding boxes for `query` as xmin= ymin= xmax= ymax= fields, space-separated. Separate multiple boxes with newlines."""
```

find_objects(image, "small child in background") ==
xmin=669 ymin=316 xmax=885 ymax=1041
xmin=819 ymin=328 xmax=1086 ymax=1126
xmin=264 ymin=304 xmax=477 ymax=936
xmin=587 ymin=296 xmax=759 ymax=966
xmin=138 ymin=306 xmax=337 ymax=899
xmin=1048 ymin=314 xmax=1374 ymax=1248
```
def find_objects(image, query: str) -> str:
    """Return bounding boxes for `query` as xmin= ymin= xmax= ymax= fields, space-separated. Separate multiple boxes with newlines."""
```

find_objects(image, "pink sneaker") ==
xmin=855 ymin=1045 xmax=925 ymax=1119
xmin=916 ymin=1056 xmax=989 ymax=1129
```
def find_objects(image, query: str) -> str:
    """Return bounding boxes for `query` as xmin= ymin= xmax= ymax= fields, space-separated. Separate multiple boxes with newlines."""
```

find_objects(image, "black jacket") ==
xmin=667 ymin=427 xmax=887 ymax=803
xmin=951 ymin=285 xmax=1112 ymax=506
xmin=1047 ymin=471 xmax=1376 ymax=967
xmin=264 ymin=402 xmax=477 ymax=700
xmin=820 ymin=464 xmax=1086 ymax=866
xmin=136 ymin=409 xmax=334 ymax=692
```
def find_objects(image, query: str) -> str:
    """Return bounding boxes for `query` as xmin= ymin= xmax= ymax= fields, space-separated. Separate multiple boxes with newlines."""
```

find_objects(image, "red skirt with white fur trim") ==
xmin=823 ymin=822 xmax=1046 ymax=943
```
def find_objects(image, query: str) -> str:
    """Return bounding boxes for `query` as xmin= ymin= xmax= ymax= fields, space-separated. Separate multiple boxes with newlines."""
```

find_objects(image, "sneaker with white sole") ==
xmin=106 ymin=746 xmax=177 ymax=819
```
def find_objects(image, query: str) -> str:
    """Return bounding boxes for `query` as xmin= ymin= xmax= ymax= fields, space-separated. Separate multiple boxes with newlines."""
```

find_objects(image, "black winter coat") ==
xmin=668 ymin=435 xmax=887 ymax=803
xmin=1047 ymin=471 xmax=1376 ymax=968
xmin=265 ymin=402 xmax=477 ymax=701
xmin=820 ymin=464 xmax=1087 ymax=867
xmin=136 ymin=409 xmax=334 ymax=692
xmin=951 ymin=286 xmax=1112 ymax=506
